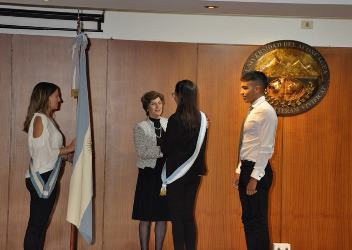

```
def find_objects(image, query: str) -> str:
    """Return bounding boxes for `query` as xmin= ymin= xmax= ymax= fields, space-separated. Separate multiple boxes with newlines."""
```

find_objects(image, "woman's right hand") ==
xmin=60 ymin=138 xmax=76 ymax=156
xmin=67 ymin=139 xmax=76 ymax=153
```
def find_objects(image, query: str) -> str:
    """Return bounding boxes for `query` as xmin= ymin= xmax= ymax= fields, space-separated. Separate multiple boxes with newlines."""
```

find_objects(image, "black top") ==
xmin=149 ymin=117 xmax=164 ymax=146
xmin=162 ymin=112 xmax=207 ymax=178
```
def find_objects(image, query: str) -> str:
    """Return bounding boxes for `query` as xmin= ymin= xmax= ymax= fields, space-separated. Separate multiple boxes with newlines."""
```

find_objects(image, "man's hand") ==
xmin=246 ymin=177 xmax=258 ymax=195
xmin=234 ymin=174 xmax=240 ymax=189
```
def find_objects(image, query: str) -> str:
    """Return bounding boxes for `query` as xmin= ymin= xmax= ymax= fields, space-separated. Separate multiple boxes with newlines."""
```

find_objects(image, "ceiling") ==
xmin=1 ymin=0 xmax=352 ymax=19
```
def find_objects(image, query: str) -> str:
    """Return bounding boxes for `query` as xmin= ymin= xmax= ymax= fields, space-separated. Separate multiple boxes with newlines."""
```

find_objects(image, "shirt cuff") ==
xmin=250 ymin=168 xmax=265 ymax=180
xmin=235 ymin=162 xmax=241 ymax=174
xmin=251 ymin=152 xmax=271 ymax=180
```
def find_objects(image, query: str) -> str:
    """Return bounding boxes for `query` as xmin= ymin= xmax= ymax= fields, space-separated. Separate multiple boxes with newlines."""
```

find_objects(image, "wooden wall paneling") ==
xmin=281 ymin=48 xmax=352 ymax=250
xmin=2 ymin=35 xmax=352 ymax=250
xmin=8 ymin=35 xmax=76 ymax=250
xmin=0 ymin=34 xmax=12 ymax=250
xmin=75 ymin=39 xmax=108 ymax=249
xmin=104 ymin=40 xmax=198 ymax=249
xmin=197 ymin=44 xmax=249 ymax=250
xmin=269 ymin=117 xmax=283 ymax=244
xmin=196 ymin=44 xmax=283 ymax=249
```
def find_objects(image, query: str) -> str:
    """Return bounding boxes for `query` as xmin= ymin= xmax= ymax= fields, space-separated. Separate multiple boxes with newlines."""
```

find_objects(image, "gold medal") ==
xmin=160 ymin=186 xmax=167 ymax=196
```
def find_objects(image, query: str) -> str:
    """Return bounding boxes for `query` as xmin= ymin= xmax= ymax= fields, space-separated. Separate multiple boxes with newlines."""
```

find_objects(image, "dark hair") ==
xmin=141 ymin=91 xmax=165 ymax=116
xmin=23 ymin=82 xmax=60 ymax=133
xmin=241 ymin=71 xmax=268 ymax=90
xmin=175 ymin=80 xmax=200 ymax=130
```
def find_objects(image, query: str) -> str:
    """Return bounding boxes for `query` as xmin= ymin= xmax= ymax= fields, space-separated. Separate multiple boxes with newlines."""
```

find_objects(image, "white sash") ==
xmin=29 ymin=157 xmax=62 ymax=199
xmin=160 ymin=111 xmax=207 ymax=196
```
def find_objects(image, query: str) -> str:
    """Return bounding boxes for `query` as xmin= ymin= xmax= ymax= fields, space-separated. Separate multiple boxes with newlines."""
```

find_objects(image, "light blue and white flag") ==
xmin=67 ymin=33 xmax=93 ymax=244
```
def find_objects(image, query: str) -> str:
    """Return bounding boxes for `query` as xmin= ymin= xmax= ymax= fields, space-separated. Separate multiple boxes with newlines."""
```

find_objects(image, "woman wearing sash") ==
xmin=132 ymin=91 xmax=170 ymax=250
xmin=161 ymin=80 xmax=207 ymax=250
xmin=23 ymin=82 xmax=75 ymax=250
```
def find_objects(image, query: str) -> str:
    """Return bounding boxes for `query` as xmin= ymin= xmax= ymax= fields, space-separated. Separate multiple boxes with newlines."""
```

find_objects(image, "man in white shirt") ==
xmin=234 ymin=71 xmax=278 ymax=250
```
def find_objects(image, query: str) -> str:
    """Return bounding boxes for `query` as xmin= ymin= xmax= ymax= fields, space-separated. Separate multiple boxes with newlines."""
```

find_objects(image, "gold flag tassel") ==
xmin=71 ymin=89 xmax=79 ymax=98
xmin=160 ymin=185 xmax=167 ymax=196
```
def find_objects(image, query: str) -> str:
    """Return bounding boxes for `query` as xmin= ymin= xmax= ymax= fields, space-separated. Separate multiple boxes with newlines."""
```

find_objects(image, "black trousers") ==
xmin=167 ymin=175 xmax=201 ymax=250
xmin=238 ymin=160 xmax=272 ymax=250
xmin=24 ymin=171 xmax=58 ymax=250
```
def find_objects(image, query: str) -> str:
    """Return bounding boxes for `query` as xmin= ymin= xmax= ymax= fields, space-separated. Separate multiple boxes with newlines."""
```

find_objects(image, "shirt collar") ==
xmin=251 ymin=95 xmax=266 ymax=109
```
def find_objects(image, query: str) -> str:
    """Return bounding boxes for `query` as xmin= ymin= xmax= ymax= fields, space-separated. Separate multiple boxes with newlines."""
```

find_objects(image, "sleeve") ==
xmin=134 ymin=124 xmax=163 ymax=159
xmin=198 ymin=130 xmax=208 ymax=173
xmin=251 ymin=110 xmax=277 ymax=180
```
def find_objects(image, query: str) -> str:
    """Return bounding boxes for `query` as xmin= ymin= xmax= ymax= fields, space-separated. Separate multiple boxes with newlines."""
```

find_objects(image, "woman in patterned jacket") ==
xmin=132 ymin=91 xmax=170 ymax=250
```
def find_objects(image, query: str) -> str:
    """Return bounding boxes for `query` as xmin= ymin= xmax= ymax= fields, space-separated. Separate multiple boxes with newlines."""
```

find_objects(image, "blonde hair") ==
xmin=23 ymin=82 xmax=59 ymax=133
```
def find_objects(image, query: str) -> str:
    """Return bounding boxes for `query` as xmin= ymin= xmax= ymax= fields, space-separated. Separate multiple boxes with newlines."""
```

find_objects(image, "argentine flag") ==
xmin=67 ymin=33 xmax=93 ymax=244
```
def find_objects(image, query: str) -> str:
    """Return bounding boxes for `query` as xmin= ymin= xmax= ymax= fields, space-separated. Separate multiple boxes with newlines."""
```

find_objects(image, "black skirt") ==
xmin=132 ymin=157 xmax=170 ymax=221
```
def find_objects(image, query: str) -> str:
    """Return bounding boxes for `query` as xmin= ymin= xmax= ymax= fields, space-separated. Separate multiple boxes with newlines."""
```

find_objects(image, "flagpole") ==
xmin=70 ymin=85 xmax=78 ymax=250
xmin=68 ymin=31 xmax=93 ymax=246
xmin=70 ymin=17 xmax=80 ymax=248
xmin=70 ymin=67 xmax=79 ymax=250
xmin=70 ymin=224 xmax=77 ymax=250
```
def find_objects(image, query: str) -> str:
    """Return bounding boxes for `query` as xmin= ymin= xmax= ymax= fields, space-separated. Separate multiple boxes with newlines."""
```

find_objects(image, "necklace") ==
xmin=149 ymin=119 xmax=163 ymax=138
xmin=153 ymin=124 xmax=162 ymax=138
xmin=155 ymin=128 xmax=162 ymax=138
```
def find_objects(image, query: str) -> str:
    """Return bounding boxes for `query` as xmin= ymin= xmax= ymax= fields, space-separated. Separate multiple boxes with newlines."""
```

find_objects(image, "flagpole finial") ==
xmin=71 ymin=89 xmax=79 ymax=98
xmin=77 ymin=9 xmax=82 ymax=34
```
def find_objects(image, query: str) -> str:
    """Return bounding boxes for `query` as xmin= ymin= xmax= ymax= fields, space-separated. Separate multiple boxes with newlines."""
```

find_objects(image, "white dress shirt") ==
xmin=236 ymin=96 xmax=278 ymax=180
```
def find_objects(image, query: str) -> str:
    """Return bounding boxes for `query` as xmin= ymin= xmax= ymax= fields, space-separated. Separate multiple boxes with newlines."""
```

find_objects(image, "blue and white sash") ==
xmin=29 ymin=157 xmax=63 ymax=199
xmin=160 ymin=111 xmax=207 ymax=196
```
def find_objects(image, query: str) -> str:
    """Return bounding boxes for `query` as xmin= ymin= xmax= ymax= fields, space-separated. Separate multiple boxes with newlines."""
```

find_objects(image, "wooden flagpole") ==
xmin=70 ymin=223 xmax=77 ymax=249
xmin=70 ymin=10 xmax=81 ymax=250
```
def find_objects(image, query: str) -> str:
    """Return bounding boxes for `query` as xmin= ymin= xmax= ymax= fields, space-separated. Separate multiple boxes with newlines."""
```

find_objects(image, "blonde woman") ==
xmin=23 ymin=82 xmax=75 ymax=250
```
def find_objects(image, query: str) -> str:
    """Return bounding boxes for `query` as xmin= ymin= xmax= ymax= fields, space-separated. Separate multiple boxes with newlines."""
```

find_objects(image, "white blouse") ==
xmin=25 ymin=113 xmax=63 ymax=178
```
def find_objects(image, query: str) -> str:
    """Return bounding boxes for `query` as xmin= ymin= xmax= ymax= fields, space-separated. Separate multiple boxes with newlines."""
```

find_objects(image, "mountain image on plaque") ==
xmin=242 ymin=40 xmax=330 ymax=116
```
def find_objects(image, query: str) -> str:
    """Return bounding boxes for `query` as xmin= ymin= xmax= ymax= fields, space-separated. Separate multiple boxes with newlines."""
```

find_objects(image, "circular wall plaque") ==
xmin=242 ymin=40 xmax=330 ymax=116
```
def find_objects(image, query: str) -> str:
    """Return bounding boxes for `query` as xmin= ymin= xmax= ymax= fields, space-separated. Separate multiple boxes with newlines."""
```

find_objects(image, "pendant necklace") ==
xmin=150 ymin=118 xmax=162 ymax=138
xmin=154 ymin=124 xmax=162 ymax=138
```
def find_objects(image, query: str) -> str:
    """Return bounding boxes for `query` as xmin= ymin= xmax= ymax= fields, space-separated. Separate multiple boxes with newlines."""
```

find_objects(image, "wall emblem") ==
xmin=242 ymin=40 xmax=330 ymax=116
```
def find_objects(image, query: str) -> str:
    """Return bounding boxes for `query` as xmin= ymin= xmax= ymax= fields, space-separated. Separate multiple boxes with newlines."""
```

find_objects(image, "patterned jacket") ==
xmin=134 ymin=117 xmax=168 ymax=169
